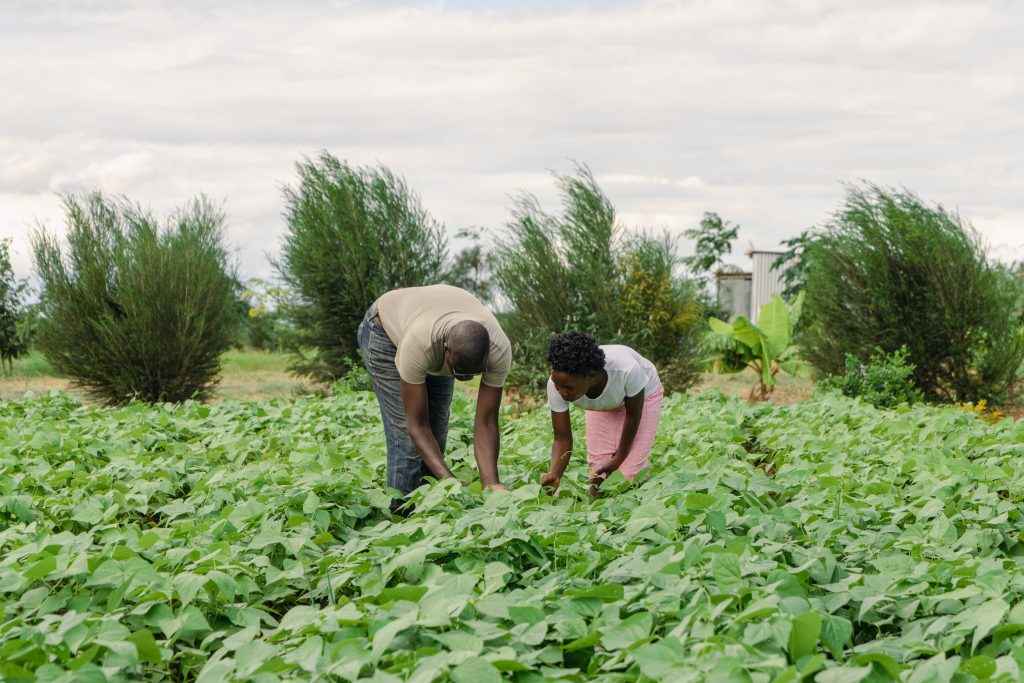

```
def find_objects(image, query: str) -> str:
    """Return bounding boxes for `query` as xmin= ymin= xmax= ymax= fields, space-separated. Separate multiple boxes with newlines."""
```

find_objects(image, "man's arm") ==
xmin=594 ymin=390 xmax=645 ymax=477
xmin=473 ymin=383 xmax=504 ymax=488
xmin=400 ymin=379 xmax=456 ymax=480
xmin=541 ymin=410 xmax=573 ymax=492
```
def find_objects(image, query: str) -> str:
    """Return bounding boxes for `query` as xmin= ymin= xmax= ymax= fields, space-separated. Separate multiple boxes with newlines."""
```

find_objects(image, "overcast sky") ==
xmin=2 ymin=0 xmax=1022 ymax=285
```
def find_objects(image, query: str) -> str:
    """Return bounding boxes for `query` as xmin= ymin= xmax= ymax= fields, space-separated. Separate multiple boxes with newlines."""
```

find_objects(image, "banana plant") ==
xmin=707 ymin=292 xmax=807 ymax=401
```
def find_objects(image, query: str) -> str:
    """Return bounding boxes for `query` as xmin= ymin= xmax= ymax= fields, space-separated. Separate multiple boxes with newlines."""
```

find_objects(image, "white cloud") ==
xmin=1 ymin=0 xmax=1022 ymax=288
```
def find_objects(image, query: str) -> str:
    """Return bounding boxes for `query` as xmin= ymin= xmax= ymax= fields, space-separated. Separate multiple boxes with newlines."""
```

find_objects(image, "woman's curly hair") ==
xmin=547 ymin=331 xmax=606 ymax=375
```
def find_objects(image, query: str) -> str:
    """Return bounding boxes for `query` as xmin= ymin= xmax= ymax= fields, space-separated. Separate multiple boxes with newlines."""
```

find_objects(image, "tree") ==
xmin=0 ymin=239 xmax=29 ymax=375
xmin=683 ymin=212 xmax=740 ymax=317
xmin=32 ymin=192 xmax=239 ymax=404
xmin=683 ymin=212 xmax=739 ymax=276
xmin=491 ymin=163 xmax=704 ymax=393
xmin=275 ymin=152 xmax=447 ymax=381
xmin=799 ymin=183 xmax=1024 ymax=404
xmin=445 ymin=228 xmax=493 ymax=304
xmin=772 ymin=229 xmax=817 ymax=302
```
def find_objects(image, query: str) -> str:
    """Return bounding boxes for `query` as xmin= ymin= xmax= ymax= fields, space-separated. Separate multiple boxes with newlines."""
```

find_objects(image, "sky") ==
xmin=2 ymin=0 xmax=1022 ymax=286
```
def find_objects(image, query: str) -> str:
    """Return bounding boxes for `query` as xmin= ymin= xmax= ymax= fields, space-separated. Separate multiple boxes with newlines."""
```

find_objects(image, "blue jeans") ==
xmin=357 ymin=303 xmax=454 ymax=497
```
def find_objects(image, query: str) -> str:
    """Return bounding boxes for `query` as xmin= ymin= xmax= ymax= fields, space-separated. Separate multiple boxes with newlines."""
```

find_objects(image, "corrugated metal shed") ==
xmin=717 ymin=273 xmax=751 ymax=321
xmin=749 ymin=251 xmax=786 ymax=323
xmin=715 ymin=250 xmax=790 ymax=323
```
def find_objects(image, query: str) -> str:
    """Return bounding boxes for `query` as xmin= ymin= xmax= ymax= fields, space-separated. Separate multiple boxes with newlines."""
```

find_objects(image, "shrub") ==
xmin=32 ymin=192 xmax=238 ymax=404
xmin=617 ymin=232 xmax=704 ymax=391
xmin=491 ymin=164 xmax=704 ymax=394
xmin=276 ymin=152 xmax=447 ymax=381
xmin=0 ymin=239 xmax=29 ymax=375
xmin=954 ymin=399 xmax=1006 ymax=425
xmin=818 ymin=346 xmax=924 ymax=408
xmin=800 ymin=183 xmax=1024 ymax=404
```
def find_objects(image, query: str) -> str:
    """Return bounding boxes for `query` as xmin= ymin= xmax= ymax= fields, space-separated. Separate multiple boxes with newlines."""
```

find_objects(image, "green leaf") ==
xmin=567 ymin=584 xmax=624 ymax=601
xmin=600 ymin=612 xmax=653 ymax=651
xmin=450 ymin=657 xmax=502 ymax=683
xmin=521 ymin=620 xmax=548 ymax=646
xmin=278 ymin=605 xmax=321 ymax=632
xmin=196 ymin=659 xmax=234 ymax=683
xmin=788 ymin=612 xmax=821 ymax=661
xmin=758 ymin=294 xmax=791 ymax=358
xmin=821 ymin=615 xmax=852 ymax=658
xmin=633 ymin=639 xmax=686 ymax=679
xmin=711 ymin=552 xmax=743 ymax=591
xmin=849 ymin=653 xmax=904 ymax=679
xmin=24 ymin=555 xmax=56 ymax=581
xmin=958 ymin=598 xmax=1009 ymax=651
xmin=371 ymin=613 xmax=415 ymax=659
xmin=813 ymin=666 xmax=872 ymax=683
xmin=732 ymin=316 xmax=765 ymax=353
xmin=709 ymin=317 xmax=736 ymax=338
xmin=684 ymin=492 xmax=716 ymax=511
xmin=285 ymin=635 xmax=323 ymax=673
xmin=377 ymin=584 xmax=429 ymax=604
xmin=125 ymin=630 xmax=162 ymax=665
xmin=172 ymin=572 xmax=207 ymax=606
xmin=961 ymin=655 xmax=996 ymax=679
xmin=235 ymin=640 xmax=279 ymax=677
xmin=431 ymin=631 xmax=484 ymax=654
xmin=508 ymin=606 xmax=546 ymax=625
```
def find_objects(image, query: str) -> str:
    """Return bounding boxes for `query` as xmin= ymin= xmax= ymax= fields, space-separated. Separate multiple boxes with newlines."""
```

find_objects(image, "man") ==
xmin=356 ymin=284 xmax=511 ymax=509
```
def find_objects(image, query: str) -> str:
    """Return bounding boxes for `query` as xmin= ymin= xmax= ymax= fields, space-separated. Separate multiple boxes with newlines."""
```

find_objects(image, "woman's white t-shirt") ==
xmin=547 ymin=345 xmax=661 ymax=412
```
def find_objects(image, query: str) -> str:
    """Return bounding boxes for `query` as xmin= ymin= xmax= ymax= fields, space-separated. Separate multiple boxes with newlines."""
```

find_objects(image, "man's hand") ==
xmin=484 ymin=483 xmax=508 ymax=491
xmin=540 ymin=471 xmax=560 ymax=493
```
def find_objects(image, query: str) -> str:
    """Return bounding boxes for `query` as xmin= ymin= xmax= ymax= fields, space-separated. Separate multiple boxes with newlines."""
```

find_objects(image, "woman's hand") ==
xmin=540 ymin=471 xmax=560 ymax=493
xmin=593 ymin=453 xmax=625 ymax=477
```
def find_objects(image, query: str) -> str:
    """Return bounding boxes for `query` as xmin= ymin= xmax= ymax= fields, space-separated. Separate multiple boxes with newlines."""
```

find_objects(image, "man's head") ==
xmin=445 ymin=320 xmax=490 ymax=381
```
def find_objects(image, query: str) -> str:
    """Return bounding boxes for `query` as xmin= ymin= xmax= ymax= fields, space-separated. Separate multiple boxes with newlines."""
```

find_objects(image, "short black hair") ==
xmin=447 ymin=320 xmax=490 ymax=371
xmin=547 ymin=331 xmax=605 ymax=375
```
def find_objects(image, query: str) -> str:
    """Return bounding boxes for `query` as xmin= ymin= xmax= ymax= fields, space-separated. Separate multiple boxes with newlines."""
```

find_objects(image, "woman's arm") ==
xmin=541 ymin=409 xmax=573 ymax=492
xmin=593 ymin=389 xmax=645 ymax=478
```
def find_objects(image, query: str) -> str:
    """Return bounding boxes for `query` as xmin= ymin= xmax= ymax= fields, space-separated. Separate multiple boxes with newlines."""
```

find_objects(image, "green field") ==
xmin=2 ymin=387 xmax=1024 ymax=681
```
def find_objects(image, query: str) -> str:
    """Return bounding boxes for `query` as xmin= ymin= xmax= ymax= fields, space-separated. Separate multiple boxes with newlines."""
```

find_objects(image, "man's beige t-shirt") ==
xmin=376 ymin=284 xmax=511 ymax=387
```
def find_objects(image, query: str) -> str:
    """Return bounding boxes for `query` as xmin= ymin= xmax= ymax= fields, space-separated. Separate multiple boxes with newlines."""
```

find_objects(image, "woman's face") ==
xmin=550 ymin=369 xmax=589 ymax=402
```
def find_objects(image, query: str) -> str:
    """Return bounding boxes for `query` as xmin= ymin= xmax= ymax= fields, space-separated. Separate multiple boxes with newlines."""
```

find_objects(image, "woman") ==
xmin=540 ymin=331 xmax=664 ymax=495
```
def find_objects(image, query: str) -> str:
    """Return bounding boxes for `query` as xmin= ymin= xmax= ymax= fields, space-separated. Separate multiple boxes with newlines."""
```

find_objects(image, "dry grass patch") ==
xmin=694 ymin=368 xmax=814 ymax=404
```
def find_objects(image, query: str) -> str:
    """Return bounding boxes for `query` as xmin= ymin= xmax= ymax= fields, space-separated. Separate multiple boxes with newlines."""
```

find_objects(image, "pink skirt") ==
xmin=585 ymin=385 xmax=664 ymax=480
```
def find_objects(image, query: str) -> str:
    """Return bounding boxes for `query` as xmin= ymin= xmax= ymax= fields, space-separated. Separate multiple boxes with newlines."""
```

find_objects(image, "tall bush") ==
xmin=0 ymin=239 xmax=29 ymax=375
xmin=800 ymin=183 xmax=1024 ymax=403
xmin=491 ymin=164 xmax=704 ymax=394
xmin=32 ymin=192 xmax=238 ymax=404
xmin=276 ymin=152 xmax=447 ymax=381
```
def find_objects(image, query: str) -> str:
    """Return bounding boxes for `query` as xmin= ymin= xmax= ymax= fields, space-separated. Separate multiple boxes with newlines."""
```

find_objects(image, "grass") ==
xmin=3 ymin=351 xmax=62 ymax=378
xmin=220 ymin=349 xmax=292 ymax=373
xmin=0 ymin=352 xmax=816 ymax=405
xmin=0 ymin=350 xmax=303 ymax=402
